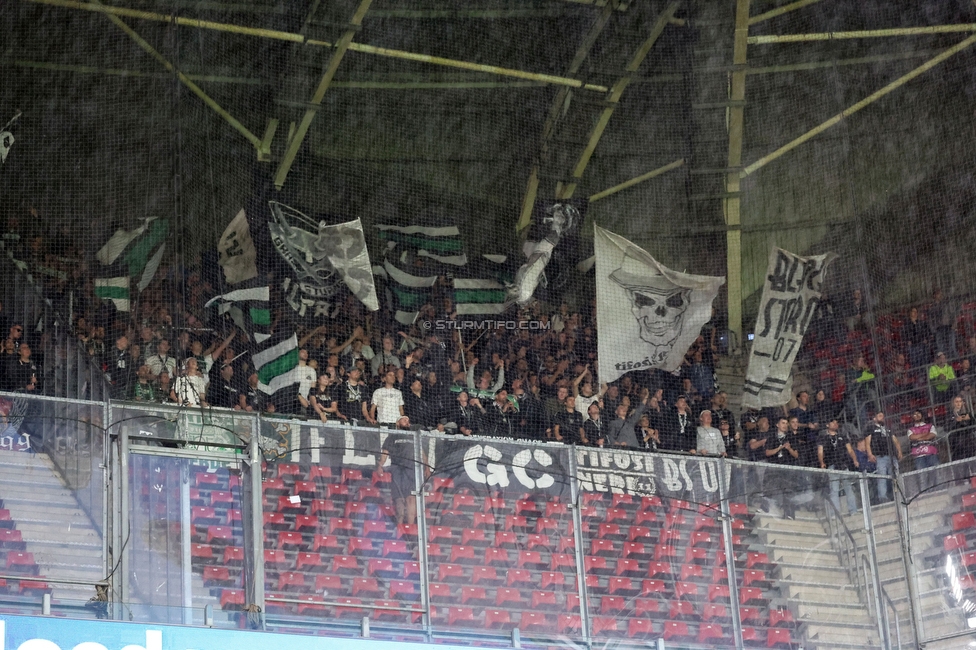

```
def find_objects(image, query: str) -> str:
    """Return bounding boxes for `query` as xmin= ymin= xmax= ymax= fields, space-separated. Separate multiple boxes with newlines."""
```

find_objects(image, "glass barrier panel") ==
xmin=726 ymin=459 xmax=883 ymax=649
xmin=0 ymin=394 xmax=107 ymax=611
xmin=260 ymin=421 xmax=424 ymax=634
xmin=576 ymin=448 xmax=730 ymax=647
xmin=422 ymin=432 xmax=578 ymax=643
xmin=128 ymin=451 xmax=245 ymax=627
xmin=903 ymin=458 xmax=976 ymax=646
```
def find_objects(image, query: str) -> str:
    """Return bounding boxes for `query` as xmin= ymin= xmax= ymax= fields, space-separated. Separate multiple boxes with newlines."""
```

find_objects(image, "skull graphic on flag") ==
xmin=595 ymin=225 xmax=724 ymax=382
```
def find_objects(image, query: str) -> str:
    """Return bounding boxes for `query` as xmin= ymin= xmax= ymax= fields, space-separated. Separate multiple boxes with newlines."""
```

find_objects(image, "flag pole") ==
xmin=457 ymin=329 xmax=467 ymax=375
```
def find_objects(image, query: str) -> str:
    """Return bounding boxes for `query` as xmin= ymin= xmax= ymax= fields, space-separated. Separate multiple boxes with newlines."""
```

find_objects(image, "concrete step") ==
xmin=780 ymin=565 xmax=858 ymax=586
xmin=804 ymin=622 xmax=881 ymax=648
xmin=786 ymin=583 xmax=865 ymax=606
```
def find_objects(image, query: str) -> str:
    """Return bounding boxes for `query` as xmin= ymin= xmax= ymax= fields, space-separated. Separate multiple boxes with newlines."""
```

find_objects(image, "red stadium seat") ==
xmin=698 ymin=623 xmax=725 ymax=644
xmin=519 ymin=612 xmax=550 ymax=631
xmin=607 ymin=577 xmax=638 ymax=596
xmin=352 ymin=577 xmax=383 ymax=597
xmin=663 ymin=621 xmax=692 ymax=640
xmin=954 ymin=512 xmax=976 ymax=532
xmin=460 ymin=528 xmax=487 ymax=546
xmin=540 ymin=572 xmax=565 ymax=589
xmin=622 ymin=542 xmax=649 ymax=560
xmin=294 ymin=514 xmax=318 ymax=532
xmin=461 ymin=586 xmax=488 ymax=605
xmin=483 ymin=496 xmax=506 ymax=511
xmin=389 ymin=580 xmax=416 ymax=599
xmin=654 ymin=544 xmax=679 ymax=561
xmin=635 ymin=510 xmax=658 ymax=526
xmin=628 ymin=525 xmax=653 ymax=542
xmin=746 ymin=552 xmax=771 ymax=569
xmin=703 ymin=603 xmax=728 ymax=622
xmin=223 ymin=546 xmax=244 ymax=566
xmin=550 ymin=553 xmax=575 ymax=571
xmin=347 ymin=537 xmax=374 ymax=555
xmin=743 ymin=570 xmax=768 ymax=588
xmin=357 ymin=486 xmax=382 ymax=503
xmin=362 ymin=520 xmax=388 ymax=538
xmin=484 ymin=547 xmax=510 ymax=567
xmin=584 ymin=556 xmax=610 ymax=574
xmin=190 ymin=544 xmax=213 ymax=562
xmin=472 ymin=512 xmax=496 ymax=528
xmin=605 ymin=508 xmax=628 ymax=524
xmin=309 ymin=466 xmax=332 ymax=482
xmin=195 ymin=472 xmax=220 ymax=488
xmin=507 ymin=569 xmax=533 ymax=587
xmin=437 ymin=564 xmax=465 ymax=582
xmin=472 ymin=566 xmax=501 ymax=585
xmin=312 ymin=534 xmax=343 ymax=553
xmin=313 ymin=575 xmax=342 ymax=593
xmin=684 ymin=547 xmax=708 ymax=564
xmin=206 ymin=526 xmax=234 ymax=544
xmin=712 ymin=566 xmax=729 ymax=583
xmin=708 ymin=584 xmax=730 ymax=602
xmin=767 ymin=628 xmax=793 ymax=647
xmin=740 ymin=606 xmax=761 ymax=625
xmin=945 ymin=533 xmax=968 ymax=552
xmin=647 ymin=562 xmax=673 ymax=580
xmin=296 ymin=552 xmax=323 ymax=571
xmin=740 ymin=587 xmax=765 ymax=605
xmin=526 ymin=534 xmax=551 ymax=550
xmin=611 ymin=493 xmax=634 ymax=509
xmin=277 ymin=531 xmax=305 ymax=550
xmin=310 ymin=499 xmax=337 ymax=516
xmin=590 ymin=617 xmax=618 ymax=635
xmin=626 ymin=619 xmax=654 ymax=638
xmin=344 ymin=501 xmax=368 ymax=518
xmin=428 ymin=526 xmax=453 ymax=544
xmin=505 ymin=515 xmax=529 ymax=531
xmin=452 ymin=494 xmax=478 ymax=511
xmin=545 ymin=502 xmax=569 ymax=517
xmin=690 ymin=531 xmax=712 ymax=547
xmin=591 ymin=539 xmax=615 ymax=556
xmin=294 ymin=480 xmax=317 ymax=499
xmin=368 ymin=558 xmax=396 ymax=578
xmin=277 ymin=571 xmax=306 ymax=592
xmin=494 ymin=531 xmax=518 ymax=548
xmin=600 ymin=596 xmax=625 ymax=615
xmin=675 ymin=581 xmax=699 ymax=600
xmin=431 ymin=477 xmax=454 ymax=491
xmin=518 ymin=550 xmax=546 ymax=569
xmin=447 ymin=607 xmax=475 ymax=626
xmin=382 ymin=540 xmax=412 ymax=559
xmin=615 ymin=559 xmax=642 ymax=577
xmin=450 ymin=545 xmax=476 ymax=563
xmin=331 ymin=555 xmax=359 ymax=574
xmin=557 ymin=615 xmax=581 ymax=634
xmin=340 ymin=468 xmax=364 ymax=484
xmin=403 ymin=562 xmax=420 ymax=579
xmin=428 ymin=583 xmax=452 ymax=599
xmin=769 ymin=608 xmax=795 ymax=627
xmin=220 ymin=589 xmax=245 ymax=610
xmin=641 ymin=579 xmax=667 ymax=596
xmin=495 ymin=588 xmax=523 ymax=607
xmin=515 ymin=499 xmax=541 ymax=516
xmin=531 ymin=590 xmax=558 ymax=610
xmin=680 ymin=564 xmax=703 ymax=581
xmin=191 ymin=507 xmax=220 ymax=526
xmin=202 ymin=566 xmax=232 ymax=587
xmin=328 ymin=518 xmax=355 ymax=535
xmin=484 ymin=609 xmax=513 ymax=629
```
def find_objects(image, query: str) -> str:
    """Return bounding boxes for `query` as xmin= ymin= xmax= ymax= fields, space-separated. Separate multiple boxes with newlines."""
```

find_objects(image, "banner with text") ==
xmin=743 ymin=247 xmax=836 ymax=409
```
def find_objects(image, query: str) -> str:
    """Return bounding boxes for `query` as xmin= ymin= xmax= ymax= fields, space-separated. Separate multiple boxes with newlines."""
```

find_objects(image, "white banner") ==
xmin=742 ymin=247 xmax=837 ymax=409
xmin=217 ymin=208 xmax=258 ymax=285
xmin=595 ymin=225 xmax=724 ymax=383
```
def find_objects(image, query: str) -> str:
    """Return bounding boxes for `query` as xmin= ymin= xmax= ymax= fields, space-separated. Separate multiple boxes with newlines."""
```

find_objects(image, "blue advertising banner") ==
xmin=0 ymin=616 xmax=474 ymax=650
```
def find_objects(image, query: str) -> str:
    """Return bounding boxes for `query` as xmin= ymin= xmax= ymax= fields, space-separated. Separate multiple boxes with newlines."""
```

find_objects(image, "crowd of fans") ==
xmin=2 ymin=215 xmax=976 ymax=495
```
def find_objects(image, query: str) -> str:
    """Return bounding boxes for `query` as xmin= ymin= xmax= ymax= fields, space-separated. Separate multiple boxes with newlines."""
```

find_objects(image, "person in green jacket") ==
xmin=929 ymin=351 xmax=956 ymax=397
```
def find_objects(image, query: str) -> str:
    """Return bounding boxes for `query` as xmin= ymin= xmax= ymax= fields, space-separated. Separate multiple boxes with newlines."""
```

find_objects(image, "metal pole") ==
xmin=118 ymin=415 xmax=130 ymax=615
xmin=567 ymin=447 xmax=591 ymax=644
xmin=892 ymin=471 xmax=924 ymax=644
xmin=102 ymin=401 xmax=110 ymax=598
xmin=413 ymin=430 xmax=433 ymax=641
xmin=717 ymin=457 xmax=744 ymax=648
xmin=249 ymin=416 xmax=265 ymax=629
xmin=859 ymin=479 xmax=890 ymax=649
xmin=180 ymin=462 xmax=193 ymax=625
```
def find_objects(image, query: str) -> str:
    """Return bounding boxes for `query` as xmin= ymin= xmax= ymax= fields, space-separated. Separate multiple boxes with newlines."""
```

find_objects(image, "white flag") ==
xmin=742 ymin=247 xmax=837 ymax=409
xmin=217 ymin=209 xmax=258 ymax=285
xmin=0 ymin=131 xmax=13 ymax=165
xmin=595 ymin=225 xmax=724 ymax=383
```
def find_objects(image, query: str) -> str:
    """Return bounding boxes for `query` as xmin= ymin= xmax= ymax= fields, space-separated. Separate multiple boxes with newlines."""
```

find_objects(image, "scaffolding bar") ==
xmin=588 ymin=158 xmax=685 ymax=202
xmin=749 ymin=24 xmax=976 ymax=44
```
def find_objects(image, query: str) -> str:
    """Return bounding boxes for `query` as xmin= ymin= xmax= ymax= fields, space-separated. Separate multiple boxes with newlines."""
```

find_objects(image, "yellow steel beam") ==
xmin=517 ymin=0 xmax=618 ymax=232
xmin=557 ymin=1 xmax=680 ymax=200
xmin=741 ymin=33 xmax=976 ymax=177
xmin=749 ymin=24 xmax=976 ymax=44
xmin=93 ymin=0 xmax=262 ymax=149
xmin=724 ymin=0 xmax=751 ymax=355
xmin=273 ymin=0 xmax=373 ymax=189
xmin=25 ymin=0 xmax=607 ymax=92
xmin=588 ymin=158 xmax=684 ymax=202
xmin=748 ymin=0 xmax=824 ymax=25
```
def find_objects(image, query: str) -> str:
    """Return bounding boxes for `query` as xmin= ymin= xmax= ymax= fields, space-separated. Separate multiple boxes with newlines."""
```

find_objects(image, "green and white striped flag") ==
xmin=254 ymin=333 xmax=300 ymax=395
xmin=95 ymin=217 xmax=169 ymax=311
xmin=374 ymin=260 xmax=438 ymax=325
xmin=453 ymin=278 xmax=509 ymax=315
xmin=204 ymin=285 xmax=271 ymax=344
xmin=94 ymin=277 xmax=130 ymax=312
xmin=375 ymin=224 xmax=467 ymax=266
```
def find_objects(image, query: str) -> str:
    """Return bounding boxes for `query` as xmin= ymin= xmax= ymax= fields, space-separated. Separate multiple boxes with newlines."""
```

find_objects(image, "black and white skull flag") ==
xmin=268 ymin=201 xmax=379 ymax=318
xmin=742 ymin=247 xmax=837 ymax=409
xmin=595 ymin=225 xmax=724 ymax=383
xmin=0 ymin=111 xmax=19 ymax=166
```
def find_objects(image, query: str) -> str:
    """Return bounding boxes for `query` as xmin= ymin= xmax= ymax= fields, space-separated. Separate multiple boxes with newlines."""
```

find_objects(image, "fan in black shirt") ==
xmin=553 ymin=396 xmax=585 ymax=445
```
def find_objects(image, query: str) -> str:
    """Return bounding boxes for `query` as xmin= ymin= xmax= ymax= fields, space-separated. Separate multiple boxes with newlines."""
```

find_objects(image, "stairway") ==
xmin=0 ymin=448 xmax=105 ymax=605
xmin=753 ymin=510 xmax=882 ymax=649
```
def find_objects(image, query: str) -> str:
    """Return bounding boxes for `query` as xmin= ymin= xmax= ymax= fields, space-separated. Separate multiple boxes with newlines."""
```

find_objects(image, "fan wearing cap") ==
xmin=817 ymin=417 xmax=859 ymax=516
xmin=928 ymin=351 xmax=956 ymax=397
xmin=337 ymin=365 xmax=372 ymax=424
xmin=610 ymin=250 xmax=691 ymax=361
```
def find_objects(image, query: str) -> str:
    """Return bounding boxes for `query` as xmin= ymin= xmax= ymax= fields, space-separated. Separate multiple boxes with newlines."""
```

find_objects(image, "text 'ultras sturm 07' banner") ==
xmin=743 ymin=247 xmax=837 ymax=409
